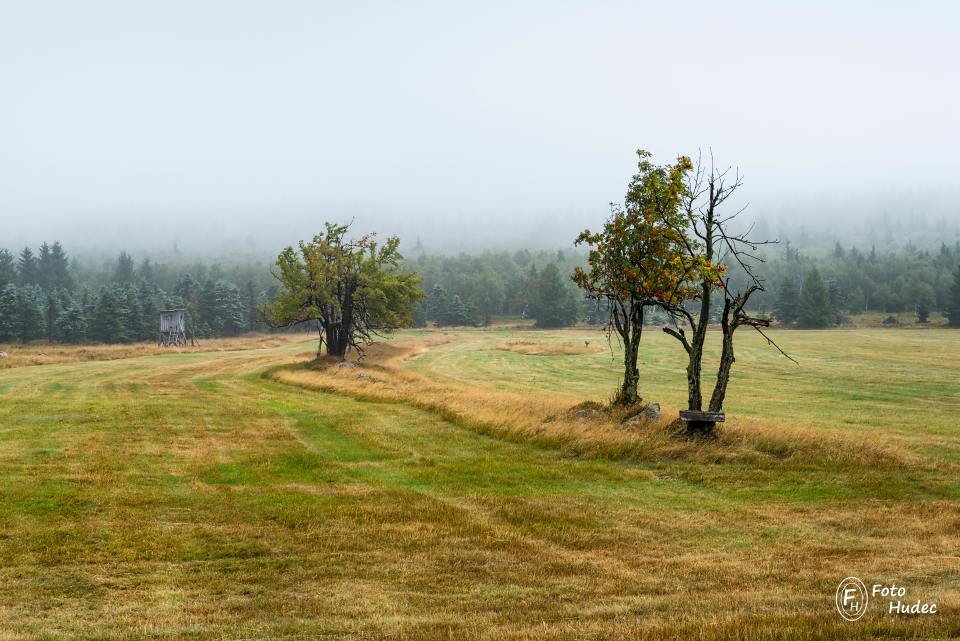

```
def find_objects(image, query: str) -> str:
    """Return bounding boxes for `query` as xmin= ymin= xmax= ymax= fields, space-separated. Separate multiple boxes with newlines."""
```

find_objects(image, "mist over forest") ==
xmin=3 ymin=0 xmax=960 ymax=341
xmin=4 ymin=2 xmax=959 ymax=259
xmin=7 ymin=188 xmax=960 ymax=261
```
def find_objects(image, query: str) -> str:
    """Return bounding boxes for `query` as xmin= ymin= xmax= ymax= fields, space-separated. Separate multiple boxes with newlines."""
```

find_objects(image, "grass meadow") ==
xmin=1 ymin=327 xmax=958 ymax=639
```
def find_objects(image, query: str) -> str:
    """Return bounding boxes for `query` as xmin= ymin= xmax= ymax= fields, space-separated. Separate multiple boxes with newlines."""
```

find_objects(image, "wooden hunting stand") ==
xmin=158 ymin=309 xmax=190 ymax=346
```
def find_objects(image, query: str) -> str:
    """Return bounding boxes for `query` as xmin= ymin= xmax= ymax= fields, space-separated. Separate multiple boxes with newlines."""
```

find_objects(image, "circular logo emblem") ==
xmin=836 ymin=577 xmax=869 ymax=621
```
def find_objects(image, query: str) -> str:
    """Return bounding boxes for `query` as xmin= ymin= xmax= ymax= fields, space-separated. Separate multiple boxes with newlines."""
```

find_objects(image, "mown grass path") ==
xmin=0 ymin=337 xmax=957 ymax=639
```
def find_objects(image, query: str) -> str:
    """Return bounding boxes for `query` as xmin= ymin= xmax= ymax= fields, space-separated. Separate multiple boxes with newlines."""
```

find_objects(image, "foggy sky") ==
xmin=2 ymin=1 xmax=958 ymax=254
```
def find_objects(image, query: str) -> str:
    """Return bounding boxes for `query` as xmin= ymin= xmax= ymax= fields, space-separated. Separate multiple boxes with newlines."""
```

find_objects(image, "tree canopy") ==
xmin=572 ymin=150 xmax=716 ymax=404
xmin=264 ymin=222 xmax=423 ymax=358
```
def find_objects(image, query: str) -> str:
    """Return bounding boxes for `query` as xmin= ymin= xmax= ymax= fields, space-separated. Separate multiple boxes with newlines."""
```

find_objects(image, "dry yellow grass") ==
xmin=0 ymin=332 xmax=312 ymax=370
xmin=268 ymin=333 xmax=912 ymax=469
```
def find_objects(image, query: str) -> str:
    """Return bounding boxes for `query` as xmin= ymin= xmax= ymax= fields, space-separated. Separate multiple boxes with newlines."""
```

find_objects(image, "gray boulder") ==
xmin=641 ymin=402 xmax=660 ymax=421
xmin=623 ymin=402 xmax=660 ymax=426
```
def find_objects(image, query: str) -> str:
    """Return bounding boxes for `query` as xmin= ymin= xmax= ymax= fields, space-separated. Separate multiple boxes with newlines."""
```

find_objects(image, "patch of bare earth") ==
xmin=496 ymin=340 xmax=604 ymax=356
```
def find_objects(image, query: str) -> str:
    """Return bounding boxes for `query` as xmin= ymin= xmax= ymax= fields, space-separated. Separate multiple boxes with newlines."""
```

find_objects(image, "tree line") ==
xmin=0 ymin=240 xmax=596 ymax=345
xmin=3 ymin=232 xmax=960 ymax=345
xmin=407 ymin=238 xmax=960 ymax=331
xmin=408 ymin=251 xmax=582 ymax=328
xmin=763 ymin=241 xmax=960 ymax=327
xmin=0 ymin=243 xmax=273 ymax=343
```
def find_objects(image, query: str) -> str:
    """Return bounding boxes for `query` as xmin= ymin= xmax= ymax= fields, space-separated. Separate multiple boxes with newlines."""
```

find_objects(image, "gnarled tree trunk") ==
xmin=323 ymin=322 xmax=349 ymax=358
xmin=320 ymin=281 xmax=357 ymax=359
xmin=613 ymin=301 xmax=644 ymax=405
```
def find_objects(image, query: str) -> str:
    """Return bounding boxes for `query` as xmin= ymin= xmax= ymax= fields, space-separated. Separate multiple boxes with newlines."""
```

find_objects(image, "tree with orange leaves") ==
xmin=573 ymin=150 xmax=719 ymax=405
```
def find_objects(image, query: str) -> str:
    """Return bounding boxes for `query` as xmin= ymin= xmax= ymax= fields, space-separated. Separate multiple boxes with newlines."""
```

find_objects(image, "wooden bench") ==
xmin=679 ymin=410 xmax=725 ymax=423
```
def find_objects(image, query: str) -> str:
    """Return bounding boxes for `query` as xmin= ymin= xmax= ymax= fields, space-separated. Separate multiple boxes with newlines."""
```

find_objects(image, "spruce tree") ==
xmin=0 ymin=249 xmax=15 ymax=288
xmin=445 ymin=294 xmax=472 ymax=326
xmin=16 ymin=286 xmax=45 ymax=342
xmin=471 ymin=273 xmax=505 ymax=326
xmin=528 ymin=263 xmax=575 ymax=328
xmin=48 ymin=242 xmax=72 ymax=291
xmin=243 ymin=280 xmax=259 ymax=331
xmin=37 ymin=243 xmax=53 ymax=290
xmin=44 ymin=290 xmax=63 ymax=341
xmin=225 ymin=283 xmax=246 ymax=335
xmin=138 ymin=258 xmax=155 ymax=285
xmin=948 ymin=264 xmax=960 ymax=328
xmin=520 ymin=265 xmax=538 ymax=319
xmin=80 ymin=288 xmax=97 ymax=335
xmin=798 ymin=268 xmax=832 ymax=329
xmin=124 ymin=287 xmax=144 ymax=342
xmin=56 ymin=302 xmax=87 ymax=343
xmin=0 ymin=284 xmax=18 ymax=341
xmin=17 ymin=247 xmax=39 ymax=286
xmin=774 ymin=277 xmax=799 ymax=325
xmin=175 ymin=274 xmax=198 ymax=303
xmin=427 ymin=284 xmax=449 ymax=326
xmin=916 ymin=284 xmax=935 ymax=324
xmin=90 ymin=287 xmax=126 ymax=343
xmin=211 ymin=281 xmax=245 ymax=336
xmin=114 ymin=252 xmax=135 ymax=284
xmin=139 ymin=285 xmax=160 ymax=341
xmin=196 ymin=279 xmax=218 ymax=337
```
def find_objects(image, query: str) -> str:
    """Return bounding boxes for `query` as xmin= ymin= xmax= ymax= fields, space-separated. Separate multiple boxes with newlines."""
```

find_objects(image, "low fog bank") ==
xmin=4 ymin=189 xmax=959 ymax=260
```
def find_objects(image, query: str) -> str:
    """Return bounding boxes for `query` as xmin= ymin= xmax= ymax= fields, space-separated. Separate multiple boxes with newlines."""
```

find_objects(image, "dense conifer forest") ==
xmin=0 ymin=243 xmax=273 ymax=343
xmin=1 ymin=237 xmax=959 ymax=344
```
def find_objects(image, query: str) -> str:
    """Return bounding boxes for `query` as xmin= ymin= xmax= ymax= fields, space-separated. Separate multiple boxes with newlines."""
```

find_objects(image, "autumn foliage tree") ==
xmin=573 ymin=151 xmax=716 ymax=405
xmin=264 ymin=222 xmax=423 ymax=358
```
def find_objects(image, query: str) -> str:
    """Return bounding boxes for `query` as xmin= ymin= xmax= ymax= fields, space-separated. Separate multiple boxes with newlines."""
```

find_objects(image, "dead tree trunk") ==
xmin=659 ymin=153 xmax=790 ymax=438
xmin=663 ymin=187 xmax=716 ymax=435
xmin=686 ymin=278 xmax=711 ymax=411
xmin=708 ymin=298 xmax=737 ymax=413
